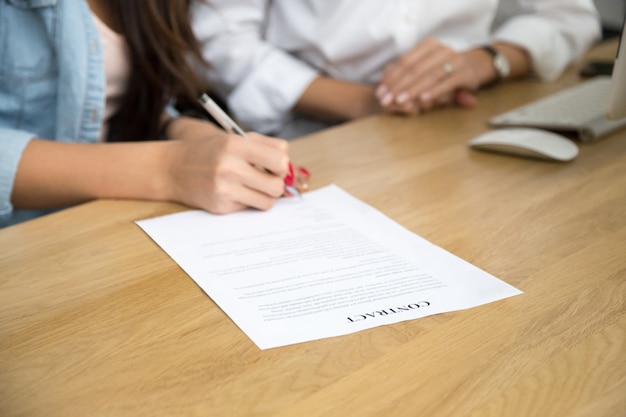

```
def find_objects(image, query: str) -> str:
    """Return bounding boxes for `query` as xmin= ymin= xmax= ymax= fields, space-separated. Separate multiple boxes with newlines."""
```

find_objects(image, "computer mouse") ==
xmin=468 ymin=127 xmax=579 ymax=162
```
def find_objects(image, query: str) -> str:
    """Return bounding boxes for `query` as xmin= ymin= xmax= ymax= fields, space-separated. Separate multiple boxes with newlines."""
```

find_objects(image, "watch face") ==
xmin=494 ymin=54 xmax=510 ymax=79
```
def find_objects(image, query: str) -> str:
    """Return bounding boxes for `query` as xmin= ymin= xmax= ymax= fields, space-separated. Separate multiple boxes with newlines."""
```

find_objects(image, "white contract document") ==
xmin=137 ymin=185 xmax=521 ymax=349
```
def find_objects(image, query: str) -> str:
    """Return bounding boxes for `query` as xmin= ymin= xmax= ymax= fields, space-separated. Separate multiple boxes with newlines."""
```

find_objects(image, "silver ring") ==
xmin=442 ymin=63 xmax=454 ymax=75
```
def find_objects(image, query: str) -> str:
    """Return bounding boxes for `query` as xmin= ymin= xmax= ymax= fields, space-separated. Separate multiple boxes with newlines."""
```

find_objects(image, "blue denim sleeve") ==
xmin=0 ymin=128 xmax=35 ymax=218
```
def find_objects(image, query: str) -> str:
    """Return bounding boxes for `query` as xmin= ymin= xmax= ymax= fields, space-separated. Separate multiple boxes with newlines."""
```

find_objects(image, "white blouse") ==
xmin=193 ymin=0 xmax=601 ymax=134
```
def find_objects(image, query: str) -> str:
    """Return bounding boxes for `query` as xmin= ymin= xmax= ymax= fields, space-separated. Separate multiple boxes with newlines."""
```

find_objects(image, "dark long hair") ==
xmin=106 ymin=0 xmax=208 ymax=141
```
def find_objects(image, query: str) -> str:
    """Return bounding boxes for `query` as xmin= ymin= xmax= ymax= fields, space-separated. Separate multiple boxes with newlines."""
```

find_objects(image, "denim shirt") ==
xmin=0 ymin=0 xmax=105 ymax=227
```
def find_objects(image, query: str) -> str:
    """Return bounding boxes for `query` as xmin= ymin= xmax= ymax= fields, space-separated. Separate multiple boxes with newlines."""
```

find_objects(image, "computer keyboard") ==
xmin=490 ymin=76 xmax=626 ymax=142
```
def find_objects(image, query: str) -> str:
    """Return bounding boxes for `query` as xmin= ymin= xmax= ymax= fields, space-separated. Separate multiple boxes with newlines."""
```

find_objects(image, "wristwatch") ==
xmin=481 ymin=45 xmax=510 ymax=81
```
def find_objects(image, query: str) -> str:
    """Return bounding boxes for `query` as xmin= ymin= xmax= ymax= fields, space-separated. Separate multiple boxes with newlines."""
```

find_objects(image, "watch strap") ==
xmin=481 ymin=45 xmax=510 ymax=81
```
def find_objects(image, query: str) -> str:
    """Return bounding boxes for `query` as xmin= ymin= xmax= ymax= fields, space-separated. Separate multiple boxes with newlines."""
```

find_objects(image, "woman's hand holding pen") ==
xmin=197 ymin=93 xmax=307 ymax=198
xmin=162 ymin=117 xmax=290 ymax=214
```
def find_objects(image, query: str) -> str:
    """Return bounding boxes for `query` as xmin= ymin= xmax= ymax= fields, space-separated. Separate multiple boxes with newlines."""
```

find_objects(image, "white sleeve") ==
xmin=492 ymin=0 xmax=602 ymax=81
xmin=192 ymin=1 xmax=319 ymax=134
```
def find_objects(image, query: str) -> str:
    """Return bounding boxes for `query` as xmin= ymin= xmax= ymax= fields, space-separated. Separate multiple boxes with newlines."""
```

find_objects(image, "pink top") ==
xmin=92 ymin=13 xmax=131 ymax=141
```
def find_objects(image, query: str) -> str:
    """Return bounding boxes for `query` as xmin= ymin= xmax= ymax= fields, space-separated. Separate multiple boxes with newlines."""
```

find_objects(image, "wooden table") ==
xmin=1 ymin=40 xmax=624 ymax=417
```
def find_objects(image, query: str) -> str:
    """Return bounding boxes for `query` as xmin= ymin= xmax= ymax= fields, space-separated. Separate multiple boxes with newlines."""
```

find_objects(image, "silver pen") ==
xmin=198 ymin=93 xmax=302 ymax=198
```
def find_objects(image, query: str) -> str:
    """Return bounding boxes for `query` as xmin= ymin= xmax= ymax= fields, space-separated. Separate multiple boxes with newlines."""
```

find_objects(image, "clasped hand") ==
xmin=376 ymin=38 xmax=481 ymax=115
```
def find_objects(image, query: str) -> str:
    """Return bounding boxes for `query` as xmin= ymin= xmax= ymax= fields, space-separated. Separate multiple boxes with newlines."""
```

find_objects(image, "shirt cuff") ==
xmin=0 ymin=129 xmax=35 ymax=218
xmin=227 ymin=52 xmax=319 ymax=135
xmin=492 ymin=16 xmax=598 ymax=81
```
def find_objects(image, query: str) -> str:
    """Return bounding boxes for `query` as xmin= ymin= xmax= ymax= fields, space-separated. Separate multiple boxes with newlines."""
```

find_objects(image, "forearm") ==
xmin=11 ymin=117 xmax=291 ymax=215
xmin=294 ymin=76 xmax=382 ymax=122
xmin=12 ymin=139 xmax=171 ymax=209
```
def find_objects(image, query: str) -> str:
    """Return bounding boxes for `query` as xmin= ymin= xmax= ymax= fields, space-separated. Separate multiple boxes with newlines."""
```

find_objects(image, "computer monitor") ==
xmin=607 ymin=18 xmax=626 ymax=120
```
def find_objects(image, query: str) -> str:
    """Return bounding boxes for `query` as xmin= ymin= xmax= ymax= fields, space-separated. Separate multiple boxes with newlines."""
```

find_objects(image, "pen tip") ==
xmin=286 ymin=186 xmax=303 ymax=199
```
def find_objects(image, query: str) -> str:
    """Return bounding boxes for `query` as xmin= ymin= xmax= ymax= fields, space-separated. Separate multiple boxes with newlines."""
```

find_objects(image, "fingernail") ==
xmin=381 ymin=92 xmax=395 ymax=107
xmin=376 ymin=85 xmax=388 ymax=99
xmin=395 ymin=92 xmax=410 ymax=104
xmin=420 ymin=91 xmax=432 ymax=102
xmin=297 ymin=166 xmax=311 ymax=177
xmin=284 ymin=163 xmax=295 ymax=186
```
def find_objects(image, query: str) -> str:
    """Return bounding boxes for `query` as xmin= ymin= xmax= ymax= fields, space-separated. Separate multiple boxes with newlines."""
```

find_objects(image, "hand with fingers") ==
xmin=375 ymin=38 xmax=481 ymax=115
xmin=165 ymin=118 xmax=292 ymax=214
